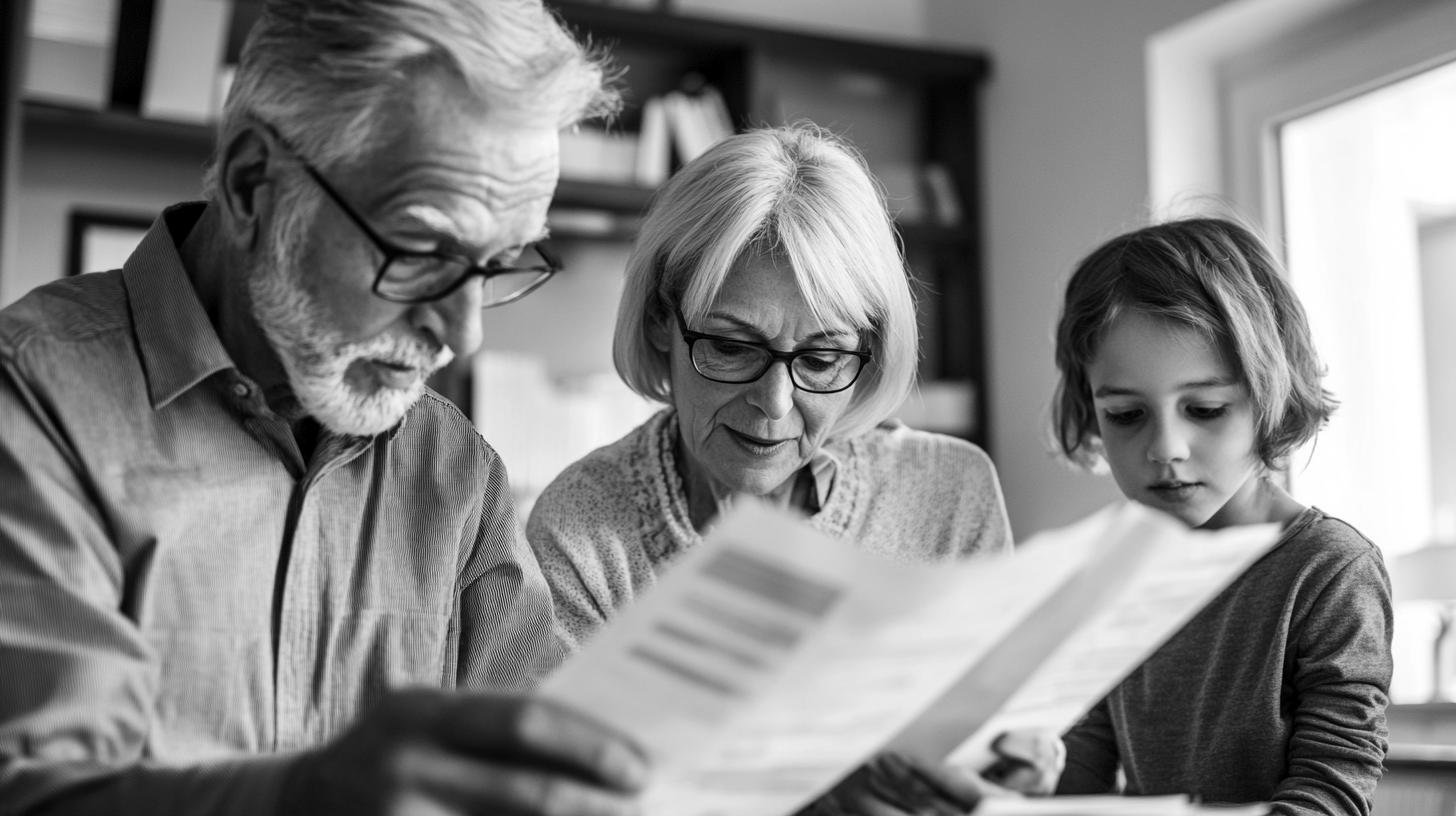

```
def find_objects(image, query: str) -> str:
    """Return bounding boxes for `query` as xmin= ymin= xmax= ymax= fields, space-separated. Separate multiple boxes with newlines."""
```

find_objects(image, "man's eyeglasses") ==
xmin=673 ymin=307 xmax=871 ymax=394
xmin=281 ymin=140 xmax=560 ymax=308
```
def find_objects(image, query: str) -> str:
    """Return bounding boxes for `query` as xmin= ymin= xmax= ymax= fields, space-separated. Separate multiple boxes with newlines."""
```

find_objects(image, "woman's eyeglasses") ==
xmin=673 ymin=307 xmax=871 ymax=394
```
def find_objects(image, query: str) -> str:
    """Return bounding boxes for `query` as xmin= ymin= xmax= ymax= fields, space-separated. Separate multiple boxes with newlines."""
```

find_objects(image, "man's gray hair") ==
xmin=203 ymin=0 xmax=618 ymax=192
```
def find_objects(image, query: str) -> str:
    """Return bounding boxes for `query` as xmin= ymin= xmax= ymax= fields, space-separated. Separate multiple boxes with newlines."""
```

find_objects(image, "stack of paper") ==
xmin=539 ymin=500 xmax=1280 ymax=816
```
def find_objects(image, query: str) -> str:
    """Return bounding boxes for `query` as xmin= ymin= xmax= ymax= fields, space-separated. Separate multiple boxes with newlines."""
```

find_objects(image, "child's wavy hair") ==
xmin=1051 ymin=216 xmax=1336 ymax=471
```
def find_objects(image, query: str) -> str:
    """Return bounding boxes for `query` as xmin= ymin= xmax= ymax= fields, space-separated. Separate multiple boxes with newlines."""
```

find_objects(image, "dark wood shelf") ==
xmin=23 ymin=99 xmax=213 ymax=151
xmin=551 ymin=2 xmax=990 ymax=82
xmin=897 ymin=222 xmax=975 ymax=246
xmin=22 ymin=100 xmax=660 ymax=220
xmin=553 ymin=177 xmax=656 ymax=214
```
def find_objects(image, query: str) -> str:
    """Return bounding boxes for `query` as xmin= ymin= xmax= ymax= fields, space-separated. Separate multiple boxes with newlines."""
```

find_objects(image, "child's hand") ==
xmin=980 ymin=729 xmax=1066 ymax=795
xmin=804 ymin=751 xmax=1009 ymax=816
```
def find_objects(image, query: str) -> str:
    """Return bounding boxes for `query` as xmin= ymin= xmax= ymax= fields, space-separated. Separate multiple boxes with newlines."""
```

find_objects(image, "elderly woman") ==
xmin=527 ymin=123 xmax=1013 ymax=653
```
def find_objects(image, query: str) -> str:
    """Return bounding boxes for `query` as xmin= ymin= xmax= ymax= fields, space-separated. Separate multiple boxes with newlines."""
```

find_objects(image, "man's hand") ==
xmin=280 ymin=688 xmax=649 ymax=816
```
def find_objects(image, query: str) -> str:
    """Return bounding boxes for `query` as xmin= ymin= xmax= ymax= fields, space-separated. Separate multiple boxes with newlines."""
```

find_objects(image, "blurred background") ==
xmin=3 ymin=0 xmax=1455 ymax=808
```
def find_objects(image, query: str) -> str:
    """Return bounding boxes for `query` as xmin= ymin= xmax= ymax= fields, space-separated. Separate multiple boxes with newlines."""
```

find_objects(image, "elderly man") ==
xmin=0 ymin=1 xmax=645 ymax=814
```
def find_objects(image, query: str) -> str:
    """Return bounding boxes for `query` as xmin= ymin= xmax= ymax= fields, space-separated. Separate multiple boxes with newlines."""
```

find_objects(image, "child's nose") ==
xmin=1147 ymin=416 xmax=1190 ymax=464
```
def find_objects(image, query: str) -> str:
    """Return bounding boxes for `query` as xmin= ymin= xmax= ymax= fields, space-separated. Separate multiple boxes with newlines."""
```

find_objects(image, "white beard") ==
xmin=248 ymin=234 xmax=453 ymax=437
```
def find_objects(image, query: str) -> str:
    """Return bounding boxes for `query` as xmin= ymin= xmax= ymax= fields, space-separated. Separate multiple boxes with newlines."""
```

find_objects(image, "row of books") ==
xmin=25 ymin=0 xmax=244 ymax=123
xmin=558 ymin=85 xmax=735 ymax=188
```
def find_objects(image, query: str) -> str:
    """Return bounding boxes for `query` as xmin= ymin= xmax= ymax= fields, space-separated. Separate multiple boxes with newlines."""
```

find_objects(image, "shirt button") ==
xmin=233 ymin=383 xmax=250 ymax=398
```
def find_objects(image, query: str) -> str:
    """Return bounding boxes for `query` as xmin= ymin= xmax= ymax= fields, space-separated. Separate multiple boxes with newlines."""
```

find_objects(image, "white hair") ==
xmin=203 ymin=0 xmax=618 ymax=192
xmin=613 ymin=124 xmax=920 ymax=440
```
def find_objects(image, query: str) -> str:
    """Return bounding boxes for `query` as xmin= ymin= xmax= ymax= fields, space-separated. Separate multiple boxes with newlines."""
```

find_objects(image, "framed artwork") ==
xmin=66 ymin=209 xmax=154 ymax=277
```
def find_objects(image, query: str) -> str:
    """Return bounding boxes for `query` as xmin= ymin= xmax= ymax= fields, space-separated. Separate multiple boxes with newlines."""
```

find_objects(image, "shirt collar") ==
xmin=123 ymin=202 xmax=235 ymax=410
xmin=806 ymin=446 xmax=840 ymax=511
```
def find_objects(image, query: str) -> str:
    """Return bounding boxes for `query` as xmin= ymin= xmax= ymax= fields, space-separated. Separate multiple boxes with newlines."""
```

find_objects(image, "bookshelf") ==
xmin=2 ymin=0 xmax=992 ymax=451
xmin=547 ymin=0 xmax=993 ymax=447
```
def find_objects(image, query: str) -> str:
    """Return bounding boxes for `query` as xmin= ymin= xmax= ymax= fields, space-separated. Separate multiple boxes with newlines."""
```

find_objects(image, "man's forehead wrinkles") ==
xmin=388 ymin=159 xmax=556 ymax=209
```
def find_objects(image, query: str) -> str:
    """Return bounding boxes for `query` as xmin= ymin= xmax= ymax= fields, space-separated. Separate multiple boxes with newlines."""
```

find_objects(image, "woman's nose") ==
xmin=745 ymin=359 xmax=796 ymax=420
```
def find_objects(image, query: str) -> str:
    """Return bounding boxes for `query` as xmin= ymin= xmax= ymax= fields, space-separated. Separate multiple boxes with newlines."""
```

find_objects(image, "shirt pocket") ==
xmin=143 ymin=627 xmax=270 ymax=758
xmin=324 ymin=609 xmax=453 ymax=728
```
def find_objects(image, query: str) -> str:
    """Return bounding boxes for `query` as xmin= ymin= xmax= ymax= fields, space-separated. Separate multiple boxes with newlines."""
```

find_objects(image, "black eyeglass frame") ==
xmin=672 ymin=307 xmax=873 ymax=394
xmin=280 ymin=144 xmax=562 ymax=308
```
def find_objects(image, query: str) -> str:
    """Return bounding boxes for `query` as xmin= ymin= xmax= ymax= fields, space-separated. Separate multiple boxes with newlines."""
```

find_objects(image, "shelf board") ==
xmin=896 ymin=221 xmax=975 ymax=247
xmin=23 ymin=100 xmax=214 ymax=151
xmin=551 ymin=1 xmax=990 ymax=81
xmin=553 ymin=178 xmax=656 ymax=214
xmin=23 ymin=101 xmax=660 ymax=218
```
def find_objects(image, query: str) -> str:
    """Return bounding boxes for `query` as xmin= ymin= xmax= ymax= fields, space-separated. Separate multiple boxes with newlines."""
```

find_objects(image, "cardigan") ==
xmin=528 ymin=409 xmax=1014 ymax=650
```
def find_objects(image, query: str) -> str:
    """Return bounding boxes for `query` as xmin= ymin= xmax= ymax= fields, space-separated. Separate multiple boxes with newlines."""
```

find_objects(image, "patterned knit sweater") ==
xmin=527 ymin=409 xmax=1014 ymax=650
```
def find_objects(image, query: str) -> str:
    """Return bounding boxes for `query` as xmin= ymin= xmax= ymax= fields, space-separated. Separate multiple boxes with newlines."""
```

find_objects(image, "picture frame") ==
xmin=66 ymin=209 xmax=154 ymax=277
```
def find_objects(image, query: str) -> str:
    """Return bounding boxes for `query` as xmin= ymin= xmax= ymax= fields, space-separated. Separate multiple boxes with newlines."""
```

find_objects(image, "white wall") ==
xmin=8 ymin=123 xmax=210 ymax=303
xmin=923 ymin=0 xmax=1232 ymax=537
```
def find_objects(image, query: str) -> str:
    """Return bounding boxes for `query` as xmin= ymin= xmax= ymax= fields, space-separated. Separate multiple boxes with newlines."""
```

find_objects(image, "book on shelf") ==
xmin=923 ymin=162 xmax=965 ymax=227
xmin=559 ymin=126 xmax=640 ymax=185
xmin=560 ymin=84 xmax=734 ymax=190
xmin=140 ymin=0 xmax=231 ymax=123
xmin=635 ymin=95 xmax=671 ymax=187
xmin=23 ymin=0 xmax=120 ymax=109
xmin=661 ymin=85 xmax=735 ymax=166
xmin=538 ymin=500 xmax=1279 ymax=816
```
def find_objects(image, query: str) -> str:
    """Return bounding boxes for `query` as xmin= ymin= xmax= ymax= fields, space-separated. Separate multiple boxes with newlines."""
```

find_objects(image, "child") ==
xmin=1049 ymin=216 xmax=1392 ymax=815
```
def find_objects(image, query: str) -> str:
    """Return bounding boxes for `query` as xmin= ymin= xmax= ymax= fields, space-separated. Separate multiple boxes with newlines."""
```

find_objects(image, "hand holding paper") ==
xmin=538 ymin=500 xmax=1280 ymax=816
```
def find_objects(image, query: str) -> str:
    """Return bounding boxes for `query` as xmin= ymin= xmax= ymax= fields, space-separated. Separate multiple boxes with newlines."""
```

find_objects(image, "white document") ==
xmin=974 ymin=795 xmax=1269 ymax=815
xmin=890 ymin=507 xmax=1279 ymax=771
xmin=539 ymin=501 xmax=1279 ymax=816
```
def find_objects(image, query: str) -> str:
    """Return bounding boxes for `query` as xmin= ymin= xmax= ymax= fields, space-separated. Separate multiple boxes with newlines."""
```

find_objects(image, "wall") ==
xmin=1419 ymin=215 xmax=1456 ymax=539
xmin=923 ymin=0 xmax=1232 ymax=537
xmin=8 ymin=120 xmax=210 ymax=303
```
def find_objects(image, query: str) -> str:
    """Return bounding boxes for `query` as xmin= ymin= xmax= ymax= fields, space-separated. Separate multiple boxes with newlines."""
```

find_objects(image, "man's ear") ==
xmin=215 ymin=125 xmax=276 ymax=251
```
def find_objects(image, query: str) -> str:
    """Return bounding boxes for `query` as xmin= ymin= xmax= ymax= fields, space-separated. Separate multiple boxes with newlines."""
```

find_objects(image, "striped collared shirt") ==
xmin=0 ymin=203 xmax=559 ymax=814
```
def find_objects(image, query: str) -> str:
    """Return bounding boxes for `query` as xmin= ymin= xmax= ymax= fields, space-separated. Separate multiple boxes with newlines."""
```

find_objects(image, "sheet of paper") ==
xmin=539 ymin=501 xmax=1278 ymax=816
xmin=539 ymin=501 xmax=1113 ymax=815
xmin=931 ymin=512 xmax=1279 ymax=769
xmin=973 ymin=795 xmax=1269 ymax=815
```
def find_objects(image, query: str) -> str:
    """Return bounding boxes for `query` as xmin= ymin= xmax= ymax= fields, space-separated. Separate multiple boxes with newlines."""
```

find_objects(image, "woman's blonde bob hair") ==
xmin=613 ymin=123 xmax=919 ymax=440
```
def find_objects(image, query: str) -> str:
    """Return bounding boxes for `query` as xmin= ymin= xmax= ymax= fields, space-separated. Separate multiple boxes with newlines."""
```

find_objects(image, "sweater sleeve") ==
xmin=962 ymin=445 xmax=1014 ymax=557
xmin=525 ymin=466 xmax=623 ymax=655
xmin=1271 ymin=549 xmax=1392 ymax=816
xmin=1056 ymin=698 xmax=1120 ymax=795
